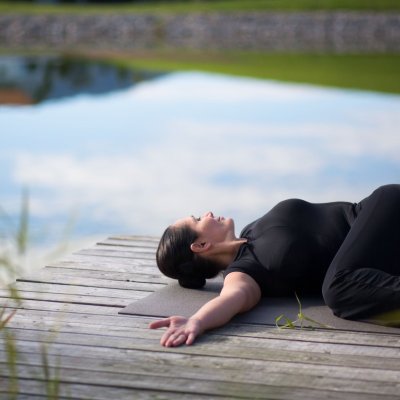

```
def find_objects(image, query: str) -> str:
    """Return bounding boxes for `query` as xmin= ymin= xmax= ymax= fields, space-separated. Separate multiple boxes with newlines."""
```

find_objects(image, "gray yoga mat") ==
xmin=120 ymin=277 xmax=400 ymax=334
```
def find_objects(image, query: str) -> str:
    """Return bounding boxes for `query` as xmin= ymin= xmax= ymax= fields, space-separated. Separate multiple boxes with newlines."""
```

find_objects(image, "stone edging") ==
xmin=1 ymin=12 xmax=399 ymax=52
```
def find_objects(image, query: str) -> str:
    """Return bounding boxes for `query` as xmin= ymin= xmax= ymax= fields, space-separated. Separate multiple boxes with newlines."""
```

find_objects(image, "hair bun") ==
xmin=178 ymin=276 xmax=206 ymax=289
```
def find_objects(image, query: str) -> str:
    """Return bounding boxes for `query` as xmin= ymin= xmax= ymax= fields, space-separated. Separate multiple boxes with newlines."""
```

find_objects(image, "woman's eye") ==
xmin=196 ymin=217 xmax=201 ymax=221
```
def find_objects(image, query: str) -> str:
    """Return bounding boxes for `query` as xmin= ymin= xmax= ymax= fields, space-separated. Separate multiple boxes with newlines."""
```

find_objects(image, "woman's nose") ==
xmin=203 ymin=211 xmax=214 ymax=218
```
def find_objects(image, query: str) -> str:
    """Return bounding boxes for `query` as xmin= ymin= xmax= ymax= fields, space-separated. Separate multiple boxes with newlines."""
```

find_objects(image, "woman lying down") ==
xmin=149 ymin=184 xmax=400 ymax=347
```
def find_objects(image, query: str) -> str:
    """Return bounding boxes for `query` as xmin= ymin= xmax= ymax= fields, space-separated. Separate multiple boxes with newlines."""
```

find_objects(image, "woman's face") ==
xmin=173 ymin=211 xmax=235 ymax=245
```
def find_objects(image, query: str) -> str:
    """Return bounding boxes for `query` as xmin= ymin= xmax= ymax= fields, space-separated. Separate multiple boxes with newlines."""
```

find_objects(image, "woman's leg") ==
xmin=322 ymin=184 xmax=400 ymax=321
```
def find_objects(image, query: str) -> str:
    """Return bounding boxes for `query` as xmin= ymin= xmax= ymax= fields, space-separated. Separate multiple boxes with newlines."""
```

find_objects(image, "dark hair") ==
xmin=156 ymin=224 xmax=221 ymax=289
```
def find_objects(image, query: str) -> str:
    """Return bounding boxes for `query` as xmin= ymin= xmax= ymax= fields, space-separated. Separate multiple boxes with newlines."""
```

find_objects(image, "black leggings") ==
xmin=322 ymin=184 xmax=400 ymax=319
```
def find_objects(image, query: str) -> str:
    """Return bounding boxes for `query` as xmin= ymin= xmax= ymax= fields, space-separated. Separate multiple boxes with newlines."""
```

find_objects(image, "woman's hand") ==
xmin=149 ymin=273 xmax=261 ymax=347
xmin=149 ymin=316 xmax=203 ymax=347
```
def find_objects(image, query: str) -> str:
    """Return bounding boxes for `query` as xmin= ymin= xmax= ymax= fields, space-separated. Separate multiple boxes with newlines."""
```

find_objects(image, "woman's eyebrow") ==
xmin=191 ymin=215 xmax=197 ymax=222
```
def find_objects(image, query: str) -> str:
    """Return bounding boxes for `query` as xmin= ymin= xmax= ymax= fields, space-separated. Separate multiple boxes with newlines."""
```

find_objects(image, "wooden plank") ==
xmin=0 ymin=383 xmax=386 ymax=400
xmin=16 ymin=272 xmax=162 ymax=291
xmin=0 ymin=289 xmax=138 ymax=307
xmin=62 ymin=253 xmax=156 ymax=266
xmin=35 ymin=266 xmax=167 ymax=284
xmin=98 ymin=238 xmax=158 ymax=249
xmin=0 ymin=380 xmax=228 ymax=400
xmin=1 ymin=300 xmax=123 ymax=315
xmin=45 ymin=260 xmax=161 ymax=274
xmin=75 ymin=248 xmax=156 ymax=260
xmin=217 ymin=323 xmax=400 ymax=346
xmin=3 ymin=282 xmax=148 ymax=300
xmin=4 ymin=309 xmax=152 ymax=329
xmin=107 ymin=235 xmax=160 ymax=243
xmin=90 ymin=244 xmax=158 ymax=253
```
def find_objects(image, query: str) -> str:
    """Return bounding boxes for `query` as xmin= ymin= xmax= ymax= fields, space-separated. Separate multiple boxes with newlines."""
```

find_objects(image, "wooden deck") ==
xmin=1 ymin=235 xmax=400 ymax=399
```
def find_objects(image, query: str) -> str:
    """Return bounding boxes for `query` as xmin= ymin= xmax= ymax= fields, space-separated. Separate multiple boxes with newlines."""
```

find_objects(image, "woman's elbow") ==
xmin=222 ymin=272 xmax=261 ymax=313
xmin=238 ymin=285 xmax=261 ymax=313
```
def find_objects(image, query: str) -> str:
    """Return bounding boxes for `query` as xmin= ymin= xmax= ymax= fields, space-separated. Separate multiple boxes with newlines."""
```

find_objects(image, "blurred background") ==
xmin=1 ymin=0 xmax=400 ymax=280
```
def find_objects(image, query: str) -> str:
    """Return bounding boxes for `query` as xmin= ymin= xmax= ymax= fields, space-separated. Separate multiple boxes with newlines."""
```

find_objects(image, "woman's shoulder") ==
xmin=224 ymin=255 xmax=264 ymax=292
xmin=246 ymin=199 xmax=311 ymax=230
xmin=272 ymin=198 xmax=311 ymax=212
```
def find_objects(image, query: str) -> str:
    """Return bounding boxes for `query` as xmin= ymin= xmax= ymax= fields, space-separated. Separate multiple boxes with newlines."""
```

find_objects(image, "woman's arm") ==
xmin=149 ymin=272 xmax=261 ymax=347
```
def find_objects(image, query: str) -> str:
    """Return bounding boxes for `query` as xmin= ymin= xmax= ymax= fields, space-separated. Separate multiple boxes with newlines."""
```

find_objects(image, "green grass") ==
xmin=0 ymin=0 xmax=400 ymax=14
xmin=97 ymin=50 xmax=400 ymax=94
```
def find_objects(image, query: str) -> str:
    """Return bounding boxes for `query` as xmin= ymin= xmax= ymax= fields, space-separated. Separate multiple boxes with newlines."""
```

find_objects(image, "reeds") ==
xmin=1 ymin=190 xmax=62 ymax=399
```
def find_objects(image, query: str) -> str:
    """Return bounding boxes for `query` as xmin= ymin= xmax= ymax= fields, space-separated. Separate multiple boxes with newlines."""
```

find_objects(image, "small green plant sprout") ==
xmin=275 ymin=292 xmax=332 ymax=330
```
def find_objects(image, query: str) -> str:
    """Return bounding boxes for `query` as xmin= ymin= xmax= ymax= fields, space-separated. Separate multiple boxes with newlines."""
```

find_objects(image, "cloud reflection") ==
xmin=2 ymin=71 xmax=400 ymax=241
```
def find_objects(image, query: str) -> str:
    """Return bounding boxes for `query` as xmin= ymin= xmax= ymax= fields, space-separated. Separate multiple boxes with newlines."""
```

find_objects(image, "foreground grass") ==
xmin=0 ymin=0 xmax=399 ymax=14
xmin=1 ymin=193 xmax=62 ymax=399
xmin=94 ymin=51 xmax=400 ymax=94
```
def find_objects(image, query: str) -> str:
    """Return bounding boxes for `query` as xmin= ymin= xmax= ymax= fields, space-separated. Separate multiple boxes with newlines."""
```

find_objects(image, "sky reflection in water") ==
xmin=1 ymin=71 xmax=400 ymax=244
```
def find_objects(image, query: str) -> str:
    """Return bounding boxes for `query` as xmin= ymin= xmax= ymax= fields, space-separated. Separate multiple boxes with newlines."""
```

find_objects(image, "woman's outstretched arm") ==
xmin=149 ymin=272 xmax=261 ymax=347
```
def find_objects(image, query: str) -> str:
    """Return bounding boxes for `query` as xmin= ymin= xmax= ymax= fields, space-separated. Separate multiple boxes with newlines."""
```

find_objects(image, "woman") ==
xmin=149 ymin=184 xmax=400 ymax=347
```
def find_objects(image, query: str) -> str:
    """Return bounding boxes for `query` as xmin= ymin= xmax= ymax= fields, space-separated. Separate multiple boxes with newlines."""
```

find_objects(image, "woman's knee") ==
xmin=322 ymin=267 xmax=400 ymax=319
xmin=322 ymin=270 xmax=353 ymax=318
xmin=322 ymin=276 xmax=342 ymax=316
xmin=322 ymin=286 xmax=337 ymax=314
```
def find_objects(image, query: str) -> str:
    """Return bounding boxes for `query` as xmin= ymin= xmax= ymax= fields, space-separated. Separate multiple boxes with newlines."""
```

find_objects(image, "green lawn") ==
xmin=0 ymin=0 xmax=399 ymax=14
xmin=98 ymin=51 xmax=400 ymax=94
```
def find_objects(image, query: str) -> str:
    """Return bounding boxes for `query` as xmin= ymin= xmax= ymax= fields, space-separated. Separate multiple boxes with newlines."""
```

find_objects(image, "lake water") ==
xmin=1 ymin=55 xmax=400 ymax=262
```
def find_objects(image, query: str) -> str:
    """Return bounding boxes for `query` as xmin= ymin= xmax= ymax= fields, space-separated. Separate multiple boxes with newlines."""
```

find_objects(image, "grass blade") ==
xmin=275 ymin=292 xmax=333 ymax=330
xmin=16 ymin=188 xmax=29 ymax=256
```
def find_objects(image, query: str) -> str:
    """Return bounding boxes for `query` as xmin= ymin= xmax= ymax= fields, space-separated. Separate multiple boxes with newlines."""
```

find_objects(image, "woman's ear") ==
xmin=190 ymin=241 xmax=211 ymax=254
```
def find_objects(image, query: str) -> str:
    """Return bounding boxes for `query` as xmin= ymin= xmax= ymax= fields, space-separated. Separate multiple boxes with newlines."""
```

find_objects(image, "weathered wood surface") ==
xmin=1 ymin=236 xmax=400 ymax=399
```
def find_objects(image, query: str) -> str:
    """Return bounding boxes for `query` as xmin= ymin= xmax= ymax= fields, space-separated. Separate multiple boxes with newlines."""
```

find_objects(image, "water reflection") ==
xmin=0 ymin=55 xmax=163 ymax=105
xmin=1 ymin=57 xmax=400 ymax=248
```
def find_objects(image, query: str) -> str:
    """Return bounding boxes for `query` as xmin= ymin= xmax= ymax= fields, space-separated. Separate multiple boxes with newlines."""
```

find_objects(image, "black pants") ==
xmin=322 ymin=184 xmax=400 ymax=320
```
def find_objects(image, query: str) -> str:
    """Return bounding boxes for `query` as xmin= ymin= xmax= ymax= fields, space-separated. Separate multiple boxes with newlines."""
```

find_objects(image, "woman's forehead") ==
xmin=173 ymin=216 xmax=195 ymax=228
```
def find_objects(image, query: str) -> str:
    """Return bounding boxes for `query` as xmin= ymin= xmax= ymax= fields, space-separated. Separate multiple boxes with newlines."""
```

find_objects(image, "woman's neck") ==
xmin=212 ymin=238 xmax=248 ymax=270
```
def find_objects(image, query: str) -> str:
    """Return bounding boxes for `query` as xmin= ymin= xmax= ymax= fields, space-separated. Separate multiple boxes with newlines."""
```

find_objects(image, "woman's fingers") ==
xmin=186 ymin=332 xmax=196 ymax=345
xmin=166 ymin=327 xmax=199 ymax=347
xmin=166 ymin=333 xmax=186 ymax=347
xmin=149 ymin=316 xmax=188 ymax=330
xmin=160 ymin=329 xmax=174 ymax=346
xmin=163 ymin=331 xmax=185 ymax=347
xmin=150 ymin=316 xmax=199 ymax=347
xmin=148 ymin=318 xmax=172 ymax=329
xmin=163 ymin=327 xmax=194 ymax=347
xmin=173 ymin=334 xmax=188 ymax=347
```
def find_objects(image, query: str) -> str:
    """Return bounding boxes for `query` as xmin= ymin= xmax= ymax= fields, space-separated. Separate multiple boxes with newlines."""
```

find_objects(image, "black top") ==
xmin=224 ymin=199 xmax=358 ymax=296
